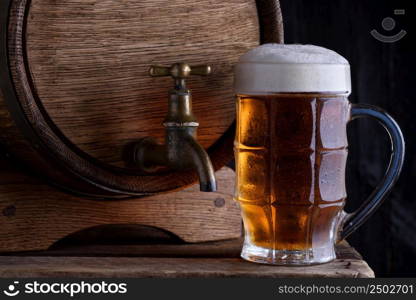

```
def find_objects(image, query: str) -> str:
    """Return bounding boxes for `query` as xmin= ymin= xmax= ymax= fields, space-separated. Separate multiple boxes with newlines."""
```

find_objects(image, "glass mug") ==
xmin=233 ymin=44 xmax=405 ymax=265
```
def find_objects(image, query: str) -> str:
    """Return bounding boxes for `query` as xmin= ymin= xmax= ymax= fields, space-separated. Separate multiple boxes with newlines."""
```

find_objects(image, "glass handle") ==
xmin=339 ymin=103 xmax=405 ymax=241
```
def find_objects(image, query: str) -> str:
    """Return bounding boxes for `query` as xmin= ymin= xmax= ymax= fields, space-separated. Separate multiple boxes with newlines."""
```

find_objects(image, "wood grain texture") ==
xmin=9 ymin=239 xmax=363 ymax=260
xmin=0 ymin=240 xmax=374 ymax=278
xmin=26 ymin=0 xmax=260 ymax=165
xmin=0 ymin=166 xmax=241 ymax=252
xmin=0 ymin=257 xmax=375 ymax=278
xmin=0 ymin=0 xmax=282 ymax=197
xmin=0 ymin=90 xmax=123 ymax=197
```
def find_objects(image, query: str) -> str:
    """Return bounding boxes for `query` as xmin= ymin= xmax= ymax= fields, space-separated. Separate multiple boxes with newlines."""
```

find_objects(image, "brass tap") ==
xmin=125 ymin=63 xmax=217 ymax=192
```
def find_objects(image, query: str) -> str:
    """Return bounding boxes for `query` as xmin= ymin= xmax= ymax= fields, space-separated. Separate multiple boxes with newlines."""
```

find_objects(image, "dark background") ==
xmin=278 ymin=0 xmax=414 ymax=276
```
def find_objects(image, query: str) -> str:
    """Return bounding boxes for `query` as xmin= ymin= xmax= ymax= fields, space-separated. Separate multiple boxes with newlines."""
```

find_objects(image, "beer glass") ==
xmin=234 ymin=44 xmax=405 ymax=265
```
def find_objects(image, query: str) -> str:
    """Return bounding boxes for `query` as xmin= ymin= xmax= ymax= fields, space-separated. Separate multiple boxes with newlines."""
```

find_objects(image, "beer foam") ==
xmin=235 ymin=44 xmax=351 ymax=94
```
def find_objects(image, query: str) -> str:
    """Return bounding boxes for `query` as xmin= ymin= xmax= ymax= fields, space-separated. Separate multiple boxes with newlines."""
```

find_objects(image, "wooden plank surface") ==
xmin=0 ymin=257 xmax=374 ymax=278
xmin=0 ymin=239 xmax=375 ymax=278
xmin=6 ymin=239 xmax=361 ymax=259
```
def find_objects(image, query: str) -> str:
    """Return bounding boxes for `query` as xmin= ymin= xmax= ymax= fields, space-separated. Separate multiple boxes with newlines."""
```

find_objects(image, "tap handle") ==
xmin=149 ymin=63 xmax=211 ymax=79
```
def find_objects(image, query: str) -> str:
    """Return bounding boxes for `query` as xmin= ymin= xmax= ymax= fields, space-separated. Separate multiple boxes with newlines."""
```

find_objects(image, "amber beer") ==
xmin=234 ymin=44 xmax=352 ymax=265
xmin=235 ymin=94 xmax=349 ymax=256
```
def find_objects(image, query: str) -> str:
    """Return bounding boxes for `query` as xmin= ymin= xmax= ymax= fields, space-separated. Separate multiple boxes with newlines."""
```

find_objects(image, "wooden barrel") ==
xmin=0 ymin=0 xmax=283 ymax=198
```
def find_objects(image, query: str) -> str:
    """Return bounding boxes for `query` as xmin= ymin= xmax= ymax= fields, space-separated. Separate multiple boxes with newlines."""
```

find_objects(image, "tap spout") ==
xmin=182 ymin=134 xmax=217 ymax=192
